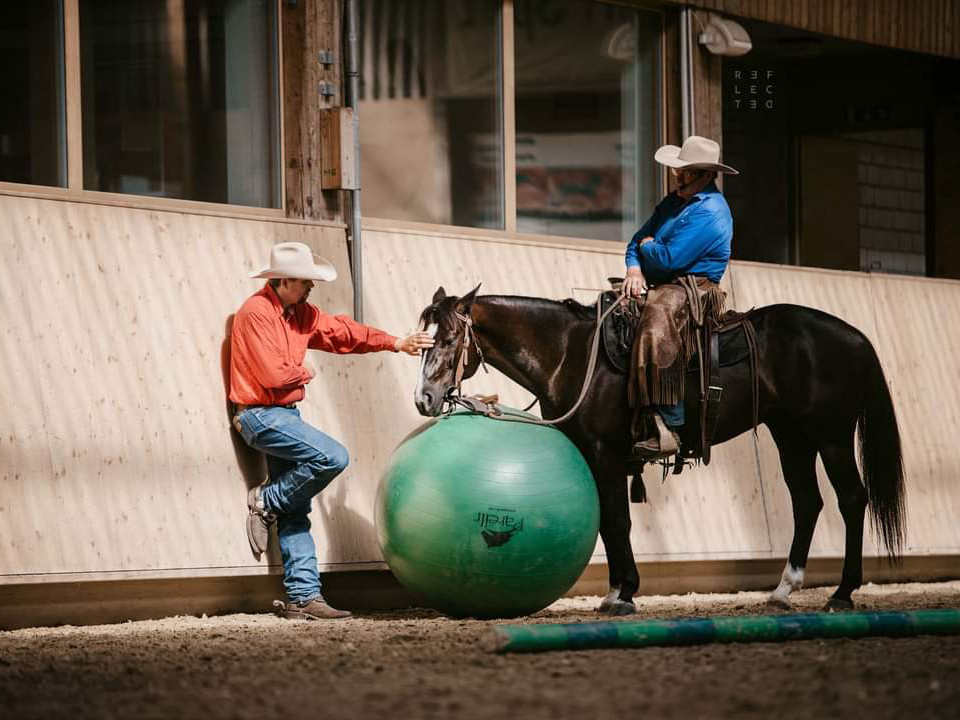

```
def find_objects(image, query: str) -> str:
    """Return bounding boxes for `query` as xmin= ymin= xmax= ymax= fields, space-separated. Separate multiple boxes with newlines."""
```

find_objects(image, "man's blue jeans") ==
xmin=658 ymin=403 xmax=684 ymax=428
xmin=234 ymin=406 xmax=349 ymax=603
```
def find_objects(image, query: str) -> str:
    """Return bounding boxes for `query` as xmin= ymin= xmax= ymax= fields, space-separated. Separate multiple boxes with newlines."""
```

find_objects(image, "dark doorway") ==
xmin=721 ymin=20 xmax=937 ymax=277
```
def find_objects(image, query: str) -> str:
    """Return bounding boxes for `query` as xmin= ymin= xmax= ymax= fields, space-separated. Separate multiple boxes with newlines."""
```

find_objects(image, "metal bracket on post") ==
xmin=318 ymin=81 xmax=336 ymax=98
xmin=318 ymin=50 xmax=335 ymax=66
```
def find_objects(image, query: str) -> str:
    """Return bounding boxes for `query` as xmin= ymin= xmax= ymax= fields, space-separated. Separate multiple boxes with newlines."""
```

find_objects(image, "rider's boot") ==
xmin=631 ymin=413 xmax=680 ymax=461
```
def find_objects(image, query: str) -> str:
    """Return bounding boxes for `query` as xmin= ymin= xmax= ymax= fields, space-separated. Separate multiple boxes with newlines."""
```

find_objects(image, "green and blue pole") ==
xmin=486 ymin=609 xmax=960 ymax=654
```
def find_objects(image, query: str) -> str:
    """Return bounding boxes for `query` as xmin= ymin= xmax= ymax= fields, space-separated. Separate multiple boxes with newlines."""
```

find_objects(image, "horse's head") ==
xmin=414 ymin=284 xmax=482 ymax=416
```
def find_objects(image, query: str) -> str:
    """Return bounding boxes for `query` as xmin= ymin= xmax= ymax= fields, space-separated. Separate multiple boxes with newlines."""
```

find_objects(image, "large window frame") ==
xmin=361 ymin=0 xmax=667 ymax=248
xmin=0 ymin=0 xmax=287 ymax=221
xmin=0 ymin=0 xmax=664 ymax=240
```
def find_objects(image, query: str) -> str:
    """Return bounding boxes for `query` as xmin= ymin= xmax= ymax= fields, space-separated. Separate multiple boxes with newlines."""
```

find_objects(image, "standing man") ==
xmin=230 ymin=242 xmax=433 ymax=620
xmin=623 ymin=136 xmax=737 ymax=460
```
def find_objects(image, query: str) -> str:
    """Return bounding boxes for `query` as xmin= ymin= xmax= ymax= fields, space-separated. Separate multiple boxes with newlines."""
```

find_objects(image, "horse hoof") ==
xmin=824 ymin=597 xmax=854 ymax=612
xmin=598 ymin=590 xmax=619 ymax=613
xmin=601 ymin=600 xmax=636 ymax=616
xmin=765 ymin=597 xmax=792 ymax=612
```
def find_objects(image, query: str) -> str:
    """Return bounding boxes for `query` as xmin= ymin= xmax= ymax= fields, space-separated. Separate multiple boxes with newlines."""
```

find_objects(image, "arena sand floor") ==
xmin=1 ymin=580 xmax=958 ymax=719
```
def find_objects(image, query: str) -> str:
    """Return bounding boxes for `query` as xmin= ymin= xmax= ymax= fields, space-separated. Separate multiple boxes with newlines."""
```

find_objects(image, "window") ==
xmin=79 ymin=0 xmax=280 ymax=208
xmin=359 ymin=0 xmax=504 ymax=229
xmin=514 ymin=0 xmax=661 ymax=241
xmin=358 ymin=0 xmax=662 ymax=240
xmin=0 ymin=2 xmax=67 ymax=187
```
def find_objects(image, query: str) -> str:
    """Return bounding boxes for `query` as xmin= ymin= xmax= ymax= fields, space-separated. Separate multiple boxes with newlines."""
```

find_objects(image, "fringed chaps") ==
xmin=628 ymin=276 xmax=726 ymax=413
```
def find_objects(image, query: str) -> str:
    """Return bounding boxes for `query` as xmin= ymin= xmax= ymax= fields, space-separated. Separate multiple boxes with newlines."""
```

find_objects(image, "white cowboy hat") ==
xmin=250 ymin=242 xmax=338 ymax=282
xmin=653 ymin=135 xmax=739 ymax=175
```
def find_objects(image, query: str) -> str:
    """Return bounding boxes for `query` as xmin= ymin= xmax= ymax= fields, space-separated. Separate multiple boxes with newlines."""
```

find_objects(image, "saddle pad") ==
xmin=686 ymin=322 xmax=751 ymax=372
xmin=718 ymin=323 xmax=750 ymax=368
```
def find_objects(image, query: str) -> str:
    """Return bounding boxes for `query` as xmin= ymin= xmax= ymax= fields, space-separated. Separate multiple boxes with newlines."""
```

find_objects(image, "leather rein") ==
xmin=442 ymin=289 xmax=628 ymax=426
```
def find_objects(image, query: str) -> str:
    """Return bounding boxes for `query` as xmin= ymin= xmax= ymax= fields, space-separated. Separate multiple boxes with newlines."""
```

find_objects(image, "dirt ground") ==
xmin=1 ymin=581 xmax=959 ymax=720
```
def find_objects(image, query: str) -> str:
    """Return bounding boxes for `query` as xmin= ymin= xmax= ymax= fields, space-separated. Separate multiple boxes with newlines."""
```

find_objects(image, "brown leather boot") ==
xmin=631 ymin=414 xmax=680 ymax=460
xmin=273 ymin=597 xmax=352 ymax=620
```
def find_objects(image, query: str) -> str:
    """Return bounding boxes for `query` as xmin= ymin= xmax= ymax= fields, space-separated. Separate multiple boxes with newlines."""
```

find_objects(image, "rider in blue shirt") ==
xmin=624 ymin=136 xmax=737 ymax=460
xmin=625 ymin=181 xmax=732 ymax=285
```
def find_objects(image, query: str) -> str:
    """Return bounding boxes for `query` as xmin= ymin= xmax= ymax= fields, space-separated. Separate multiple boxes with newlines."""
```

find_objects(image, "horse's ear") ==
xmin=432 ymin=286 xmax=447 ymax=304
xmin=457 ymin=283 xmax=482 ymax=315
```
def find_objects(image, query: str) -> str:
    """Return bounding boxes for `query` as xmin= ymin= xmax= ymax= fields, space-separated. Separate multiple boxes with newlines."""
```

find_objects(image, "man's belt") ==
xmin=234 ymin=403 xmax=297 ymax=412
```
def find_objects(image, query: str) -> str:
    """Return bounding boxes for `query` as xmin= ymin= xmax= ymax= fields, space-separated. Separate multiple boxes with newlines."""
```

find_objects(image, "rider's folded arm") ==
xmin=639 ymin=209 xmax=715 ymax=279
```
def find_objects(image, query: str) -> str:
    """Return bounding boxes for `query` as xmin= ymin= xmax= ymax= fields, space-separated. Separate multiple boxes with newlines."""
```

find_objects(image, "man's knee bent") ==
xmin=307 ymin=442 xmax=349 ymax=477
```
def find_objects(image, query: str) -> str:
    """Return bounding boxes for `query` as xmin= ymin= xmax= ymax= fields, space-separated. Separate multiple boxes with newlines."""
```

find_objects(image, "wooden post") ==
xmin=282 ymin=0 xmax=343 ymax=221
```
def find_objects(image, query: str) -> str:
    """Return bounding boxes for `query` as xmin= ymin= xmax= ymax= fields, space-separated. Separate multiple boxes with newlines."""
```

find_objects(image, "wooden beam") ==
xmin=503 ymin=0 xmax=517 ymax=234
xmin=675 ymin=0 xmax=959 ymax=59
xmin=63 ymin=0 xmax=83 ymax=190
xmin=282 ymin=0 xmax=342 ymax=222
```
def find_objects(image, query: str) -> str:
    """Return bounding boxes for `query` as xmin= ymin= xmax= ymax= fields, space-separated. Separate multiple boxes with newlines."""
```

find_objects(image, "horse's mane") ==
xmin=482 ymin=294 xmax=598 ymax=322
xmin=560 ymin=297 xmax=597 ymax=321
xmin=422 ymin=293 xmax=597 ymax=328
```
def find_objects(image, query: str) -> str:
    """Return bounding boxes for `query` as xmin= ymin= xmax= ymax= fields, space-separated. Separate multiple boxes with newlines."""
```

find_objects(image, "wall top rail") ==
xmin=0 ymin=182 xmax=346 ymax=231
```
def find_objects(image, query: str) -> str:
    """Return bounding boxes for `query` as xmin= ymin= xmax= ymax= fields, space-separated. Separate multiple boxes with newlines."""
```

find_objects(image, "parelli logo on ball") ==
xmin=732 ymin=69 xmax=774 ymax=110
xmin=474 ymin=507 xmax=525 ymax=548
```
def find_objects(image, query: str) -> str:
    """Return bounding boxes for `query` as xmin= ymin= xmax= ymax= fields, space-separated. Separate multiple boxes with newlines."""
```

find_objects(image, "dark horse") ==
xmin=414 ymin=286 xmax=906 ymax=615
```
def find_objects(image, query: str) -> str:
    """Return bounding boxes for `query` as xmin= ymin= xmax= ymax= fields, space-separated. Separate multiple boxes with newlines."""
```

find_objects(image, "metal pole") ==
xmin=344 ymin=0 xmax=363 ymax=321
xmin=486 ymin=608 xmax=960 ymax=654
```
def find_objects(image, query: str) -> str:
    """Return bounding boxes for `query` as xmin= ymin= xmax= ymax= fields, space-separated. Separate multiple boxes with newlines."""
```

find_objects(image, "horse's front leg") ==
xmin=594 ymin=461 xmax=638 ymax=616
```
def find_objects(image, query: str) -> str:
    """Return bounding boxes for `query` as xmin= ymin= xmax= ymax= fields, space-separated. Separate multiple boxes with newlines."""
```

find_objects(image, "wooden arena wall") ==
xmin=1 ymin=196 xmax=959 ymax=626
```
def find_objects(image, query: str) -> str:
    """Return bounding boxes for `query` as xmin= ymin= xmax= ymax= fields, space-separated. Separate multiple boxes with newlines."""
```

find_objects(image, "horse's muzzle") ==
xmin=414 ymin=388 xmax=443 ymax=417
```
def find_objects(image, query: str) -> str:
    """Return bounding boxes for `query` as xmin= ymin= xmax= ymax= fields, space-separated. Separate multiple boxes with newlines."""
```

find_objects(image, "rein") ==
xmin=442 ymin=289 xmax=628 ymax=426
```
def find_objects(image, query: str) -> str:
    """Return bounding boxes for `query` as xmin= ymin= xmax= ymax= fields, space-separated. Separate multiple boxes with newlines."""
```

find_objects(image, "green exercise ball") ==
xmin=375 ymin=408 xmax=600 ymax=619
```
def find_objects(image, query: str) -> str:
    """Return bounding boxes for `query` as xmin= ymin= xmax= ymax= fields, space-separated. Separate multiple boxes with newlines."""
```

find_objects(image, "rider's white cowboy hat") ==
xmin=653 ymin=135 xmax=739 ymax=175
xmin=250 ymin=242 xmax=338 ymax=282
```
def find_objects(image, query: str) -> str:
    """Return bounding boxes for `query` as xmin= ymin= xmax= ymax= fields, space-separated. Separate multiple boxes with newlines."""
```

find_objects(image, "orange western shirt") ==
xmin=229 ymin=283 xmax=398 ymax=406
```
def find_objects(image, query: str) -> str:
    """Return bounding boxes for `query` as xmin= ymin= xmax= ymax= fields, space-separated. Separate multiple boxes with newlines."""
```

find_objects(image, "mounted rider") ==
xmin=623 ymin=135 xmax=738 ymax=461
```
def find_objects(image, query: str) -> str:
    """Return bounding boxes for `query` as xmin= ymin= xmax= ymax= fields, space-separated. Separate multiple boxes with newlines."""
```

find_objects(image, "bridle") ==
xmin=451 ymin=309 xmax=488 ymax=396
xmin=439 ymin=289 xmax=628 ymax=425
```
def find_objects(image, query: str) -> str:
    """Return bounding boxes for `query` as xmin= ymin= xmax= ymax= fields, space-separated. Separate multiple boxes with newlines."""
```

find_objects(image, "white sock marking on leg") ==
xmin=771 ymin=563 xmax=805 ymax=604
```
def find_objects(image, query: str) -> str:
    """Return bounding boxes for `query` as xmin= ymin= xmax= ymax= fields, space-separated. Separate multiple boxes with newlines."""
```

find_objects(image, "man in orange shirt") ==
xmin=230 ymin=242 xmax=433 ymax=620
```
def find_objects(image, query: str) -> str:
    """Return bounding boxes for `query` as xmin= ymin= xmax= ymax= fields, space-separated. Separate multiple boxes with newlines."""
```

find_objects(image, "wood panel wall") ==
xmin=680 ymin=0 xmax=960 ymax=60
xmin=1 ymin=200 xmax=958 ymax=594
xmin=0 ymin=196 xmax=352 ymax=579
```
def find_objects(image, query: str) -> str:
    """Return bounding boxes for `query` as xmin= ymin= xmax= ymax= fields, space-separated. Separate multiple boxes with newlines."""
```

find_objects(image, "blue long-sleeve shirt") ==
xmin=625 ymin=182 xmax=733 ymax=284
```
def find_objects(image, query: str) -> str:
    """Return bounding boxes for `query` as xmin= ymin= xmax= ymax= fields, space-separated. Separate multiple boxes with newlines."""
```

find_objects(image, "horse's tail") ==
xmin=857 ymin=351 xmax=906 ymax=561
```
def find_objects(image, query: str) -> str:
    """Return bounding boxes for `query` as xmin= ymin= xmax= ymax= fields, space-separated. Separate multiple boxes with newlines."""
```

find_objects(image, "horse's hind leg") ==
xmin=819 ymin=438 xmax=868 ymax=611
xmin=767 ymin=423 xmax=822 ymax=610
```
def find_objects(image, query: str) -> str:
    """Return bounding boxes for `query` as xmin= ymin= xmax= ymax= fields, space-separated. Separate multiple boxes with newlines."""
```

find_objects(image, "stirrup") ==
xmin=631 ymin=415 xmax=680 ymax=460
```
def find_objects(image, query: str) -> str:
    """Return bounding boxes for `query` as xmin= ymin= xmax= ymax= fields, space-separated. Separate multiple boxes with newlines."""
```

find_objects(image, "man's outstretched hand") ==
xmin=396 ymin=331 xmax=435 ymax=356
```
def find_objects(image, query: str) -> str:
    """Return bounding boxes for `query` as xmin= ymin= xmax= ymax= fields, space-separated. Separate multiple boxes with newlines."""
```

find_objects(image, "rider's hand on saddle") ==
xmin=624 ymin=267 xmax=647 ymax=298
xmin=396 ymin=331 xmax=435 ymax=356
